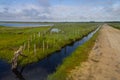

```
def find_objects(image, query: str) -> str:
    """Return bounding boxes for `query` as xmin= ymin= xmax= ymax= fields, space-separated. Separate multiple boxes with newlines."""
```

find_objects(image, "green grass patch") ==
xmin=108 ymin=23 xmax=120 ymax=29
xmin=48 ymin=28 xmax=99 ymax=80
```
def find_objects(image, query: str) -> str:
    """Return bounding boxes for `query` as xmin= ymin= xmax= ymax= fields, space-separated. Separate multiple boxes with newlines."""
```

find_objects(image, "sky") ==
xmin=0 ymin=0 xmax=120 ymax=22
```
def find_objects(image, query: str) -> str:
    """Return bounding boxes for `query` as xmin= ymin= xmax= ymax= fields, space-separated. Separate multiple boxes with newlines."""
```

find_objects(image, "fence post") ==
xmin=43 ymin=40 xmax=45 ymax=52
xmin=38 ymin=32 xmax=40 ymax=37
xmin=34 ymin=33 xmax=35 ymax=40
xmin=31 ymin=35 xmax=32 ymax=42
xmin=34 ymin=43 xmax=36 ymax=55
xmin=28 ymin=39 xmax=30 ymax=53
xmin=23 ymin=42 xmax=26 ymax=50
xmin=12 ymin=46 xmax=27 ymax=70
xmin=47 ymin=41 xmax=48 ymax=49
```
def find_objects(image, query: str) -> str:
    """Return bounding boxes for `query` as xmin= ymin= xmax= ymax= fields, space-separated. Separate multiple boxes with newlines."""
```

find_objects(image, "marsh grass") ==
xmin=109 ymin=23 xmax=120 ymax=29
xmin=0 ymin=23 xmax=98 ymax=66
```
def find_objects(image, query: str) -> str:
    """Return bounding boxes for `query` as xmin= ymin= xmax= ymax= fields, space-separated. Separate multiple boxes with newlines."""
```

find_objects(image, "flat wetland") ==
xmin=0 ymin=22 xmax=100 ymax=80
xmin=0 ymin=22 xmax=98 ymax=66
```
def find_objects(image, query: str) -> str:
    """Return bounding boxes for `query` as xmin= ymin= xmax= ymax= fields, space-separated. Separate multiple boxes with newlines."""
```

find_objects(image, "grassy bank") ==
xmin=0 ymin=23 xmax=98 ymax=66
xmin=0 ymin=26 xmax=51 ymax=63
xmin=108 ymin=23 xmax=120 ymax=29
xmin=48 ymin=27 xmax=99 ymax=80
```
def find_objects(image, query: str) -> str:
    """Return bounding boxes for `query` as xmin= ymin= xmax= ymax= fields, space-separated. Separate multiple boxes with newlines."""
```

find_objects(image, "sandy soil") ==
xmin=67 ymin=24 xmax=120 ymax=80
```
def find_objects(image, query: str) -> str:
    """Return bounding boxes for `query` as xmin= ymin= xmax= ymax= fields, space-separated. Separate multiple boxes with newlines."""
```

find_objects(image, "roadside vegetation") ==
xmin=108 ymin=23 xmax=120 ymax=29
xmin=48 ymin=27 xmax=99 ymax=80
xmin=0 ymin=23 xmax=98 ymax=66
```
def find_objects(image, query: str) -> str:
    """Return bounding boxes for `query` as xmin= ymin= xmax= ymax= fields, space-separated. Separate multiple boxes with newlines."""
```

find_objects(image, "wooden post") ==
xmin=34 ymin=44 xmax=36 ymax=55
xmin=43 ymin=40 xmax=45 ymax=52
xmin=28 ymin=39 xmax=30 ymax=53
xmin=47 ymin=41 xmax=48 ymax=49
xmin=31 ymin=35 xmax=32 ymax=42
xmin=38 ymin=32 xmax=40 ymax=37
xmin=12 ymin=46 xmax=27 ymax=70
xmin=23 ymin=43 xmax=26 ymax=50
xmin=54 ymin=38 xmax=55 ymax=44
xmin=34 ymin=33 xmax=35 ymax=40
xmin=39 ymin=39 xmax=41 ymax=48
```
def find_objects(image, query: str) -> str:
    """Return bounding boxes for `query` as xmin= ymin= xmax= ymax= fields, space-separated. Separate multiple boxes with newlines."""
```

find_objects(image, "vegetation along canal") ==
xmin=0 ymin=26 xmax=100 ymax=80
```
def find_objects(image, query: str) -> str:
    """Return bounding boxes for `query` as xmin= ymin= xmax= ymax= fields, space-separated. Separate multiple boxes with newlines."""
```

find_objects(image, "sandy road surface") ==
xmin=67 ymin=24 xmax=120 ymax=80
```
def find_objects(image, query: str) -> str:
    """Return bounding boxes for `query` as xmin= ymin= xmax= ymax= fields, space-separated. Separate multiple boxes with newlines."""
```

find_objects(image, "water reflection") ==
xmin=0 ymin=22 xmax=54 ymax=27
xmin=12 ymin=67 xmax=25 ymax=80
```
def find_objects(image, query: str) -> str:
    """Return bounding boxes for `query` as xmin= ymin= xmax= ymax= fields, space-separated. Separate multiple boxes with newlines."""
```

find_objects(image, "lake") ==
xmin=0 ymin=22 xmax=54 ymax=27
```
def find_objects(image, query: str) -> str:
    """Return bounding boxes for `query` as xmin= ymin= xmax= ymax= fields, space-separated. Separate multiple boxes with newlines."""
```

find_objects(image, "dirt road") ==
xmin=67 ymin=24 xmax=120 ymax=80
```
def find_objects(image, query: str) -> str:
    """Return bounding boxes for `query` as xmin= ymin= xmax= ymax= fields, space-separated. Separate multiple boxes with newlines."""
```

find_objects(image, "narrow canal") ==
xmin=0 ymin=26 xmax=100 ymax=80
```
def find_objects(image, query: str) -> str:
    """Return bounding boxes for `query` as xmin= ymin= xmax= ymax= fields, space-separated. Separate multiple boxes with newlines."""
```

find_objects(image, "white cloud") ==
xmin=0 ymin=0 xmax=120 ymax=21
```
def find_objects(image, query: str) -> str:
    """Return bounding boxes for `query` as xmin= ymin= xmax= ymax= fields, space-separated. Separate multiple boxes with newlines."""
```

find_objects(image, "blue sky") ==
xmin=0 ymin=0 xmax=120 ymax=21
